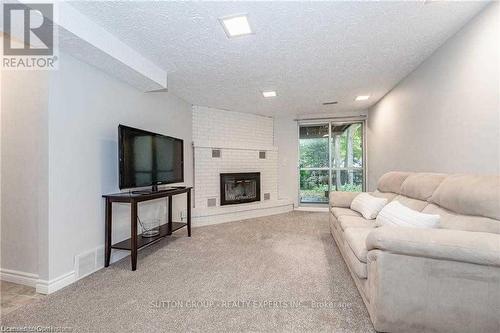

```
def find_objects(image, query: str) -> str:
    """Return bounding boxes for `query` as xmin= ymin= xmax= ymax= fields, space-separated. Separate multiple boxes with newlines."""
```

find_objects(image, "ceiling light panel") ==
xmin=262 ymin=91 xmax=277 ymax=98
xmin=220 ymin=15 xmax=252 ymax=38
xmin=355 ymin=95 xmax=370 ymax=101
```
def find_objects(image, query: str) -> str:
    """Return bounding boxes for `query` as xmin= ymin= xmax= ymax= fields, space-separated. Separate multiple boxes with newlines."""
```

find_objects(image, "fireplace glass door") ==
xmin=220 ymin=173 xmax=261 ymax=205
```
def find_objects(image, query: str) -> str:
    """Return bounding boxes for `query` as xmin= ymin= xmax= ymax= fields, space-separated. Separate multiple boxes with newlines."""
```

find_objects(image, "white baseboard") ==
xmin=110 ymin=249 xmax=130 ymax=264
xmin=295 ymin=206 xmax=329 ymax=212
xmin=36 ymin=271 xmax=76 ymax=295
xmin=33 ymin=247 xmax=129 ymax=294
xmin=0 ymin=268 xmax=39 ymax=287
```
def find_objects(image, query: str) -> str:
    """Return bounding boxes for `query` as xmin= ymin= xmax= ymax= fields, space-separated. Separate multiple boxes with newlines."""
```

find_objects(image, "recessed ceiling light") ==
xmin=262 ymin=91 xmax=277 ymax=98
xmin=220 ymin=15 xmax=252 ymax=38
xmin=355 ymin=95 xmax=370 ymax=101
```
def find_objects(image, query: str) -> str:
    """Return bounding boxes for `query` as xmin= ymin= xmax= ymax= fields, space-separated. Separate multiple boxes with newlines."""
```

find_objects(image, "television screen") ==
xmin=119 ymin=125 xmax=183 ymax=189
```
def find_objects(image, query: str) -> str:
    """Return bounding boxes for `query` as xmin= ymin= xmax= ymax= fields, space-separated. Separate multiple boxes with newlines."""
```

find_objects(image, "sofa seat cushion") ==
xmin=344 ymin=243 xmax=368 ymax=279
xmin=331 ymin=207 xmax=361 ymax=219
xmin=339 ymin=215 xmax=376 ymax=231
xmin=330 ymin=214 xmax=342 ymax=234
xmin=344 ymin=227 xmax=372 ymax=263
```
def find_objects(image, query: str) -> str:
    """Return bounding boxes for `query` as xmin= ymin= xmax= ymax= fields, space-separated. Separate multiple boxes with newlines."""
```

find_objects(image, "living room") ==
xmin=1 ymin=1 xmax=498 ymax=332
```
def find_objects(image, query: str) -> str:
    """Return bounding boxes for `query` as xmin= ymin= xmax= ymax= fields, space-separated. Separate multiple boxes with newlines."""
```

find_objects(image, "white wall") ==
xmin=367 ymin=3 xmax=500 ymax=190
xmin=273 ymin=115 xmax=299 ymax=207
xmin=44 ymin=53 xmax=193 ymax=280
xmin=1 ymin=36 xmax=49 ymax=279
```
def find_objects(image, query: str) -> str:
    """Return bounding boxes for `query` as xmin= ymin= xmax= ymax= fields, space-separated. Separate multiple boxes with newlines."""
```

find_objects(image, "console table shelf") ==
xmin=111 ymin=222 xmax=187 ymax=251
xmin=103 ymin=187 xmax=192 ymax=271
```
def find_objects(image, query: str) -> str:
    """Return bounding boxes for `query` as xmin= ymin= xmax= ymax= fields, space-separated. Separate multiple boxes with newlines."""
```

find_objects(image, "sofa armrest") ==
xmin=329 ymin=191 xmax=360 ymax=208
xmin=366 ymin=226 xmax=500 ymax=267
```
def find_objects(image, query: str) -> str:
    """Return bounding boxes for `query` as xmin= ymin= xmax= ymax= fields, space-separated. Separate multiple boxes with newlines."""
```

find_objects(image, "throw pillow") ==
xmin=376 ymin=201 xmax=440 ymax=228
xmin=350 ymin=193 xmax=388 ymax=220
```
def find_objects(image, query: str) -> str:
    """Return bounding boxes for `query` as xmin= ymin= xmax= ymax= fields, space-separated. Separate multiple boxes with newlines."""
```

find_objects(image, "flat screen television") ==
xmin=118 ymin=125 xmax=184 ymax=190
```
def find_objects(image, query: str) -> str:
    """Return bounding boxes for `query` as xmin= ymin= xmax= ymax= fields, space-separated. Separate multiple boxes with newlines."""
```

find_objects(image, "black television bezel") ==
xmin=118 ymin=124 xmax=184 ymax=190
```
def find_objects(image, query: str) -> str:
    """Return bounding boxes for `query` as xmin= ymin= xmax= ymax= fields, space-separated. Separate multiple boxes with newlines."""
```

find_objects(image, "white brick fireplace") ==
xmin=192 ymin=106 xmax=293 ymax=225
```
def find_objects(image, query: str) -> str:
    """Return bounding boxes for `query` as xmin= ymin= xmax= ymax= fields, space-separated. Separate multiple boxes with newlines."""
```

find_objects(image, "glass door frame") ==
xmin=297 ymin=119 xmax=367 ymax=206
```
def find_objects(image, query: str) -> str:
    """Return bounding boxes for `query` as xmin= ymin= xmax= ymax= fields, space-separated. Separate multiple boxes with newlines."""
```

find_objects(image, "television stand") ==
xmin=102 ymin=187 xmax=192 ymax=271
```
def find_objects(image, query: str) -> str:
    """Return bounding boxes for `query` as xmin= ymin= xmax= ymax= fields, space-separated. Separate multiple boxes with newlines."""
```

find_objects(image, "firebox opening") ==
xmin=220 ymin=172 xmax=261 ymax=206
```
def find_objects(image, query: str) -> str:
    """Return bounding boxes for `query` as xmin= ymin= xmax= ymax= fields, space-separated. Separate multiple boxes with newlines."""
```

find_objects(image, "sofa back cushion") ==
xmin=423 ymin=204 xmax=500 ymax=234
xmin=392 ymin=195 xmax=428 ymax=212
xmin=374 ymin=172 xmax=500 ymax=234
xmin=400 ymin=173 xmax=447 ymax=201
xmin=430 ymin=175 xmax=500 ymax=221
xmin=371 ymin=191 xmax=398 ymax=202
xmin=377 ymin=171 xmax=412 ymax=194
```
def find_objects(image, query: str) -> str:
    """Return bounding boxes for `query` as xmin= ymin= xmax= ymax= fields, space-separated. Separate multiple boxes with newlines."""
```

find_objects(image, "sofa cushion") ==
xmin=331 ymin=207 xmax=361 ymax=219
xmin=366 ymin=226 xmax=500 ymax=267
xmin=329 ymin=191 xmax=360 ymax=208
xmin=344 ymin=243 xmax=368 ymax=279
xmin=376 ymin=201 xmax=440 ymax=229
xmin=430 ymin=174 xmax=500 ymax=221
xmin=371 ymin=191 xmax=398 ymax=202
xmin=344 ymin=228 xmax=372 ymax=263
xmin=423 ymin=204 xmax=500 ymax=234
xmin=377 ymin=171 xmax=413 ymax=194
xmin=392 ymin=195 xmax=428 ymax=212
xmin=339 ymin=215 xmax=376 ymax=231
xmin=350 ymin=193 xmax=388 ymax=219
xmin=400 ymin=173 xmax=447 ymax=201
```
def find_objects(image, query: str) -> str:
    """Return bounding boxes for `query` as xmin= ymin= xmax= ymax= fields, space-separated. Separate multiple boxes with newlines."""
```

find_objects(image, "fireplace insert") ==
xmin=220 ymin=172 xmax=261 ymax=205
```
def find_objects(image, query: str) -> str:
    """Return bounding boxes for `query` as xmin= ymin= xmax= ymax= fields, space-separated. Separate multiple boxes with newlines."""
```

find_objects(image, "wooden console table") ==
xmin=102 ymin=187 xmax=192 ymax=271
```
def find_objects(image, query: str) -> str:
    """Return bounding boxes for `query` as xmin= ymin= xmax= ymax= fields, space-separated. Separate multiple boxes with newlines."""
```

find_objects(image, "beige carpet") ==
xmin=1 ymin=211 xmax=374 ymax=332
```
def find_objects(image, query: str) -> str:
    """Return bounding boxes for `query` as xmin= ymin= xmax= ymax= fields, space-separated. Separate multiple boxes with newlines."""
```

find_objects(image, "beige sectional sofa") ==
xmin=329 ymin=172 xmax=500 ymax=333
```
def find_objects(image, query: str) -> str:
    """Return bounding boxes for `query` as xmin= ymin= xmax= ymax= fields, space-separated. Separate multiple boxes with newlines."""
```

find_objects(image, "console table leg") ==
xmin=168 ymin=196 xmax=173 ymax=235
xmin=187 ymin=189 xmax=192 ymax=237
xmin=105 ymin=199 xmax=112 ymax=267
xmin=131 ymin=201 xmax=138 ymax=271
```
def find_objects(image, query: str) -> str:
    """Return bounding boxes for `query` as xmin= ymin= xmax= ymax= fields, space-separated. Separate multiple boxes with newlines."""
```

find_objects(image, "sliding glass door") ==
xmin=299 ymin=124 xmax=330 ymax=203
xmin=299 ymin=121 xmax=365 ymax=204
xmin=331 ymin=122 xmax=364 ymax=192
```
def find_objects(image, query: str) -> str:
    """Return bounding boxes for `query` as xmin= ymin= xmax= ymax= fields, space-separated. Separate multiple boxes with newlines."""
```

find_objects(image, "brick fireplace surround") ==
xmin=192 ymin=106 xmax=293 ymax=226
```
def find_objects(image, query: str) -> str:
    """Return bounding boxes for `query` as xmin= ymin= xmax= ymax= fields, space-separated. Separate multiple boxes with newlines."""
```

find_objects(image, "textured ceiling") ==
xmin=70 ymin=1 xmax=488 ymax=116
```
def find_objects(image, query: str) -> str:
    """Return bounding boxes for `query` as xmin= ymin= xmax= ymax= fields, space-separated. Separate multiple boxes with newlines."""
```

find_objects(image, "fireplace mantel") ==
xmin=193 ymin=140 xmax=277 ymax=152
